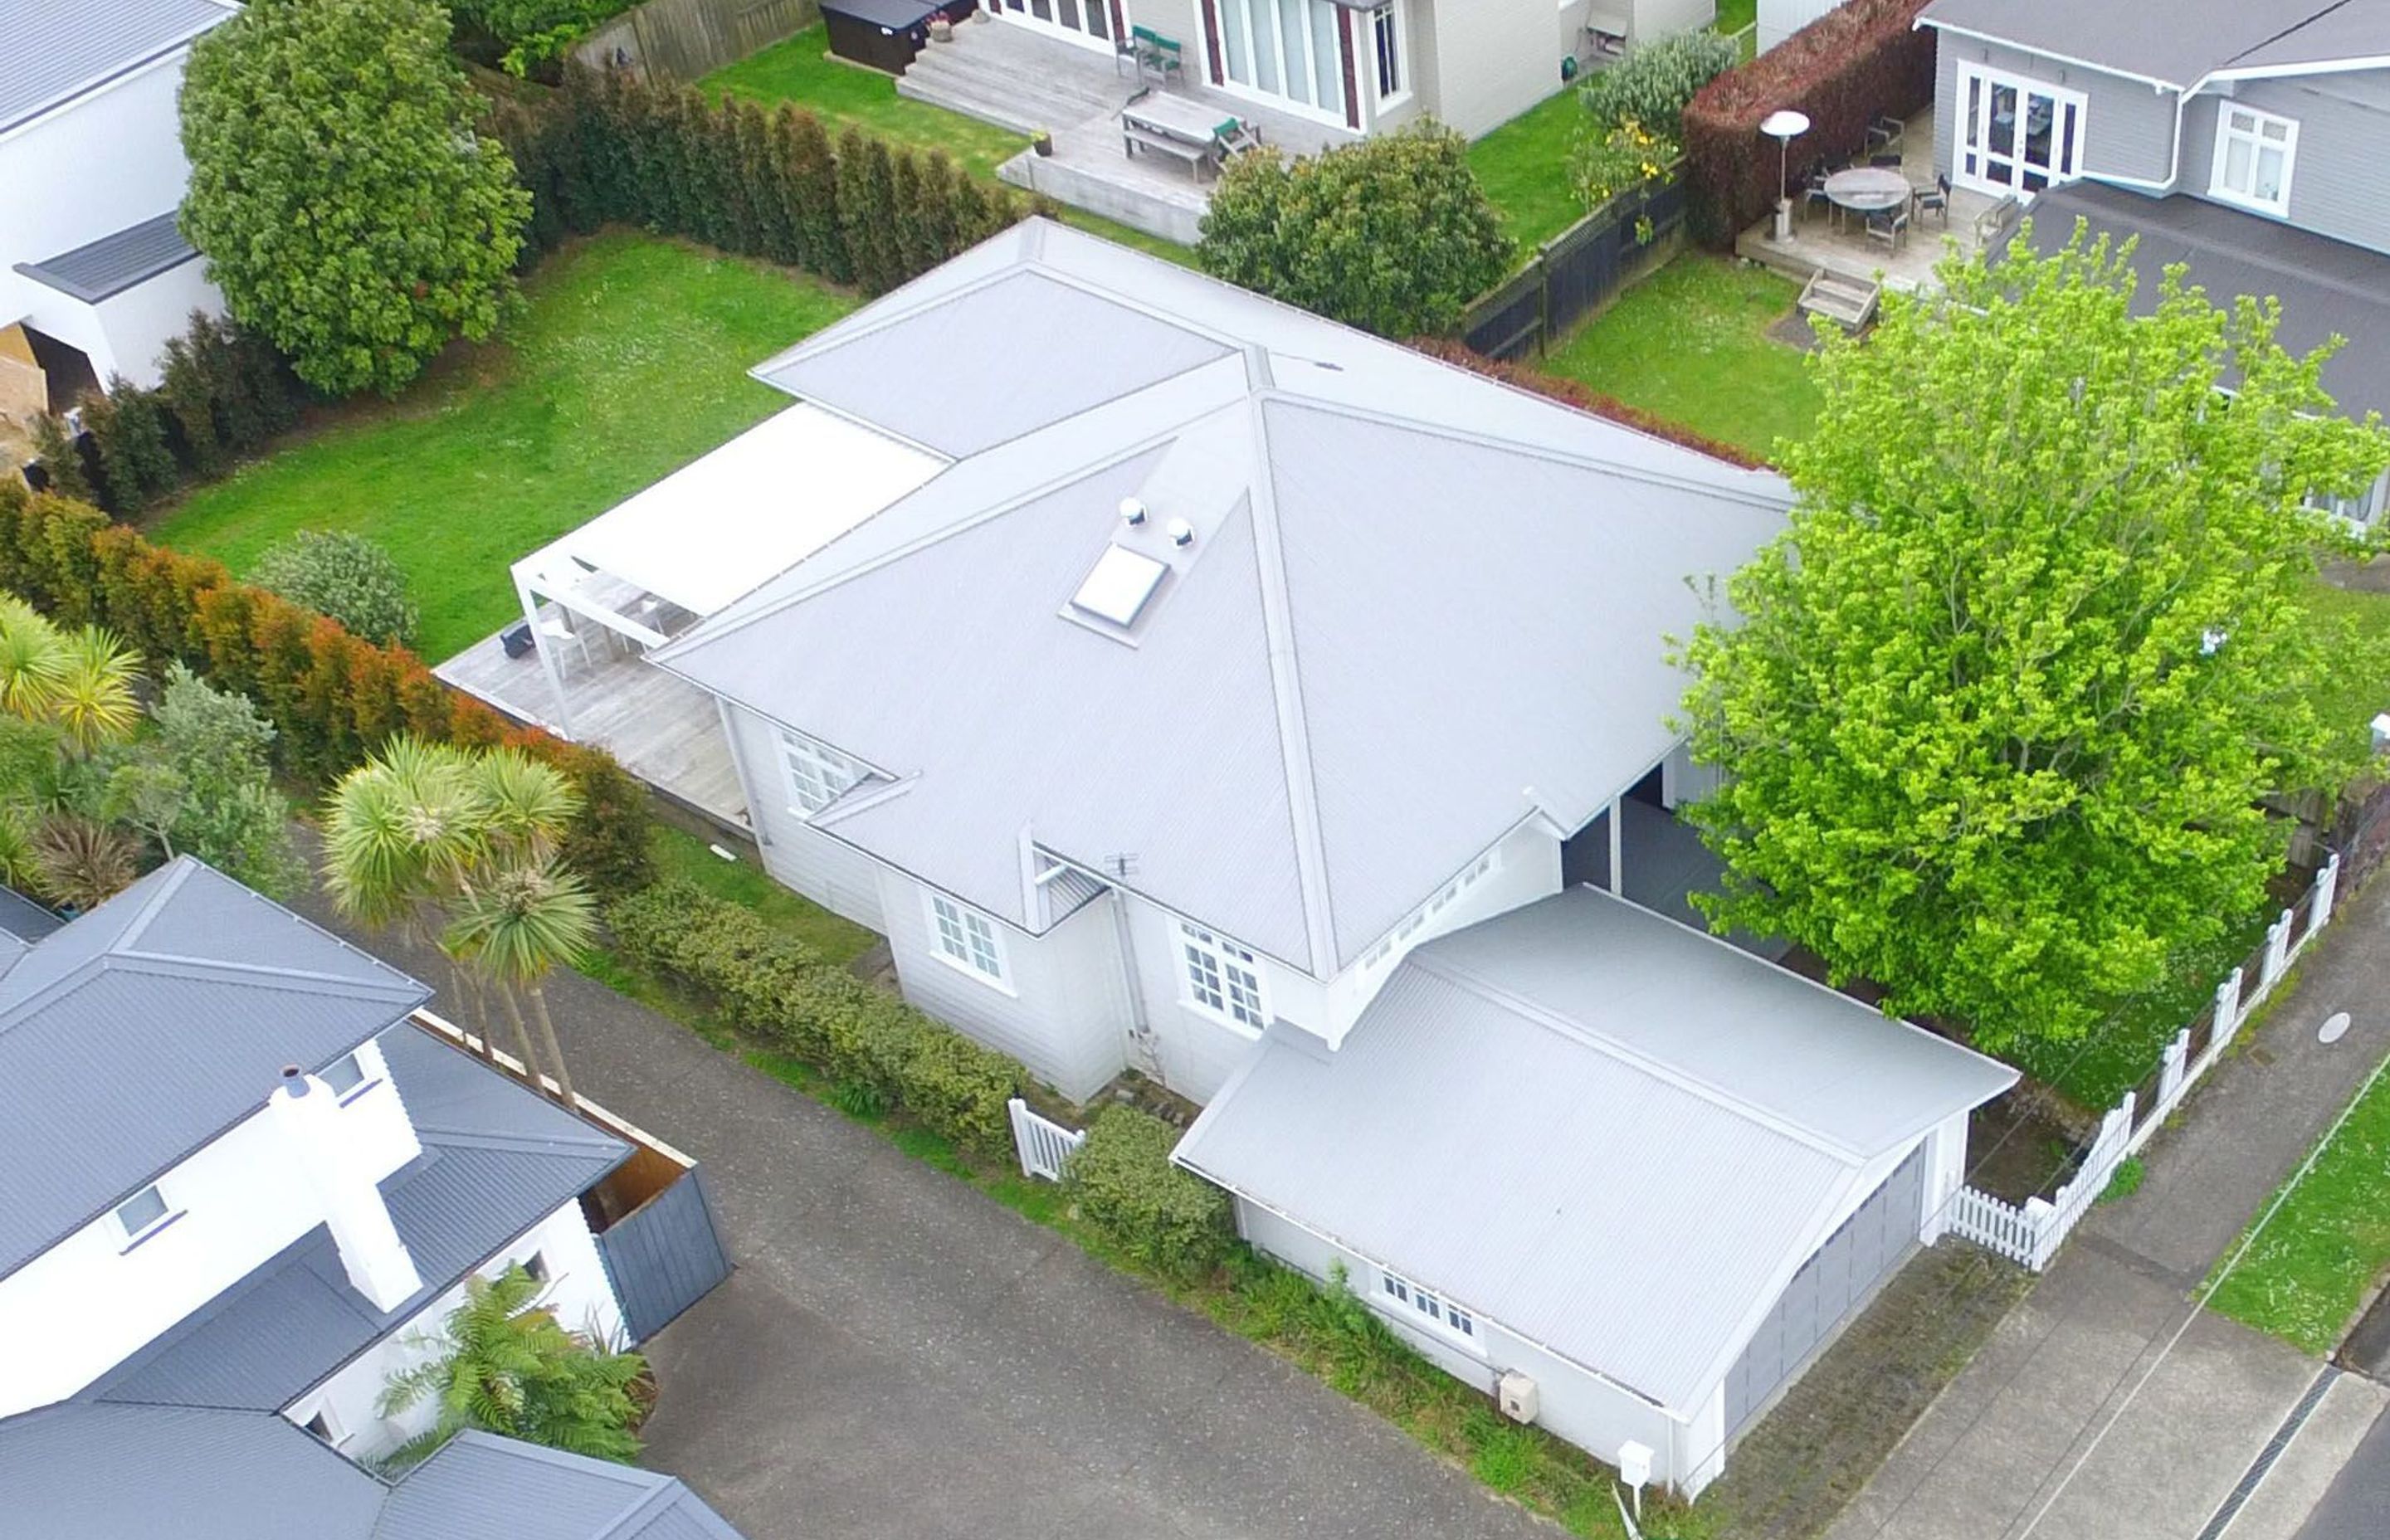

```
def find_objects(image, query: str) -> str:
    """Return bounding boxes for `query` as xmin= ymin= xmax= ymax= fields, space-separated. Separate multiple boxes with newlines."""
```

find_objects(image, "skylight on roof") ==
xmin=1071 ymin=543 xmax=1168 ymax=627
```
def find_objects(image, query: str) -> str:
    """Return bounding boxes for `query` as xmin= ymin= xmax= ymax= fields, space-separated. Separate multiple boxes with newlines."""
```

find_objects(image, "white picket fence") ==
xmin=1946 ymin=853 xmax=2341 ymax=1270
xmin=1007 ymin=1097 xmax=1086 ymax=1182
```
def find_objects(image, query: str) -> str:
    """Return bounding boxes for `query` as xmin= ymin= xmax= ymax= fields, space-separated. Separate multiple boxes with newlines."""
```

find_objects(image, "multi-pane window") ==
xmin=1181 ymin=923 xmax=1266 ymax=1029
xmin=1382 ymin=1270 xmax=1476 ymax=1342
xmin=2307 ymin=466 xmax=2390 ymax=529
xmin=1370 ymin=2 xmax=1403 ymax=102
xmin=1364 ymin=850 xmax=1500 ymax=968
xmin=930 ymin=894 xmax=1007 ymax=985
xmin=113 ymin=1184 xmax=170 ymax=1243
xmin=2212 ymin=105 xmax=2296 ymax=215
xmin=780 ymin=729 xmax=863 ymax=816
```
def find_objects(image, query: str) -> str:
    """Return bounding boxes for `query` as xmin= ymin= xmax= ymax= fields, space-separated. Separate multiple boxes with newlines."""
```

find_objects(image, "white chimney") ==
xmin=269 ymin=1065 xmax=421 ymax=1312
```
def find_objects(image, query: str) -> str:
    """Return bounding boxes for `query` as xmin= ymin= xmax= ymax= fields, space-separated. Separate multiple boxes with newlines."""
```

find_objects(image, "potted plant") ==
xmin=1032 ymin=129 xmax=1054 ymax=157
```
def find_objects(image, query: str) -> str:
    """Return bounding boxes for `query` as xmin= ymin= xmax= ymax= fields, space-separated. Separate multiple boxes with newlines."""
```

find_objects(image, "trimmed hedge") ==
xmin=1064 ymin=1105 xmax=1234 ymax=1282
xmin=1680 ymin=0 xmax=1937 ymax=246
xmin=607 ymin=880 xmax=1023 ymax=1157
xmin=0 ymin=482 xmax=653 ymax=888
xmin=486 ymin=68 xmax=1033 ymax=295
xmin=1407 ymin=337 xmax=1772 ymax=469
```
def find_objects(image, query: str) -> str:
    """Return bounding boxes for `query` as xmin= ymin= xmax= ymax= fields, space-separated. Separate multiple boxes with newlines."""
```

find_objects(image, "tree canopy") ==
xmin=179 ymin=0 xmax=531 ymax=397
xmin=1197 ymin=124 xmax=1512 ymax=339
xmin=1678 ymin=226 xmax=2390 ymax=1053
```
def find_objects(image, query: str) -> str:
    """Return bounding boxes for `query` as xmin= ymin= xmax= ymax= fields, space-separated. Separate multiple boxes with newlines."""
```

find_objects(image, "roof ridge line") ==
xmin=595 ymin=1471 xmax=690 ymax=1536
xmin=1405 ymin=943 xmax=1864 ymax=1162
xmin=112 ymin=948 xmax=427 ymax=998
xmin=1241 ymin=348 xmax=1339 ymax=976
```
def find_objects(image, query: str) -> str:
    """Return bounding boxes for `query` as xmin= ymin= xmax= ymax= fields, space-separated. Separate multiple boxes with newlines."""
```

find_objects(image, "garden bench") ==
xmin=1973 ymin=192 xmax=2021 ymax=245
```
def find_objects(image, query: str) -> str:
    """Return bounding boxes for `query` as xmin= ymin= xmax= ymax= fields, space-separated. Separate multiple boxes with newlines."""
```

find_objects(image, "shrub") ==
xmin=82 ymin=381 xmax=180 ymax=515
xmin=605 ymin=880 xmax=1022 ymax=1157
xmin=1064 ymin=1105 xmax=1232 ymax=1281
xmin=1680 ymin=0 xmax=1936 ymax=246
xmin=1581 ymin=30 xmax=1741 ymax=139
xmin=1571 ymin=119 xmax=1680 ymax=211
xmin=1198 ymin=124 xmax=1513 ymax=339
xmin=26 ymin=416 xmax=93 ymax=504
xmin=250 ymin=529 xmax=421 ymax=647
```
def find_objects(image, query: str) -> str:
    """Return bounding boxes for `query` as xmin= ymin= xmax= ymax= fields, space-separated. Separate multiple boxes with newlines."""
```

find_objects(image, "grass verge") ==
xmin=1539 ymin=254 xmax=1818 ymax=462
xmin=1469 ymin=89 xmax=1596 ymax=252
xmin=150 ymin=234 xmax=856 ymax=661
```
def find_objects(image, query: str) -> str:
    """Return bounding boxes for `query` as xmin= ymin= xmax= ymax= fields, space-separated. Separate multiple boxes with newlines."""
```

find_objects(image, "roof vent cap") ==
xmin=280 ymin=1064 xmax=310 ymax=1096
xmin=1166 ymin=518 xmax=1195 ymax=548
xmin=1119 ymin=496 xmax=1148 ymax=526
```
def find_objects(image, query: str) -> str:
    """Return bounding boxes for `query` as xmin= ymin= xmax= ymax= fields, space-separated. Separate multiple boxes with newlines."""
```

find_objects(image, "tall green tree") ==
xmin=178 ymin=0 xmax=531 ymax=397
xmin=379 ymin=1263 xmax=646 ymax=1469
xmin=1679 ymin=227 xmax=2390 ymax=1053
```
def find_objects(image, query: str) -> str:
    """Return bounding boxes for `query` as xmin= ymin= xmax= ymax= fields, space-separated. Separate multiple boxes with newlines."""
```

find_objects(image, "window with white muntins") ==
xmin=929 ymin=893 xmax=1009 ymax=987
xmin=1181 ymin=922 xmax=1266 ymax=1030
xmin=780 ymin=729 xmax=863 ymax=816
xmin=2211 ymin=105 xmax=2296 ymax=216
xmin=1369 ymin=2 xmax=1407 ymax=106
xmin=1382 ymin=1270 xmax=1477 ymax=1346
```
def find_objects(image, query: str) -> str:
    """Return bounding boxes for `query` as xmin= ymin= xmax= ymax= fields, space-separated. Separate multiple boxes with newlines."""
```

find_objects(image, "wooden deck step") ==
xmin=1797 ymin=267 xmax=1880 ymax=330
xmin=897 ymin=21 xmax=1130 ymax=137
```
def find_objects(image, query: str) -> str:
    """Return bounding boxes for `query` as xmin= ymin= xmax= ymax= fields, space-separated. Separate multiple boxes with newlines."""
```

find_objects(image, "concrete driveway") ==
xmin=294 ymin=888 xmax=1554 ymax=1539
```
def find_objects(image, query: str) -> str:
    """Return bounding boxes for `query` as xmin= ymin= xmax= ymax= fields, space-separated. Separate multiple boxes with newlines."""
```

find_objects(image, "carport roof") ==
xmin=1174 ymin=887 xmax=2017 ymax=1414
xmin=14 ymin=212 xmax=200 ymax=305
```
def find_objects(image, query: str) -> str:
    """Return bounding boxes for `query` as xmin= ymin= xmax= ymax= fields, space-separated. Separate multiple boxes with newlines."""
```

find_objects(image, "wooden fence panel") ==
xmin=576 ymin=0 xmax=822 ymax=85
xmin=1457 ymin=168 xmax=1689 ymax=360
xmin=595 ymin=1164 xmax=734 ymax=1341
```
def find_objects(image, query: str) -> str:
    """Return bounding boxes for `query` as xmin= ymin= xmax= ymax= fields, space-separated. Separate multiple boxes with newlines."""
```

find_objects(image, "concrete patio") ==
xmin=435 ymin=628 xmax=747 ymax=831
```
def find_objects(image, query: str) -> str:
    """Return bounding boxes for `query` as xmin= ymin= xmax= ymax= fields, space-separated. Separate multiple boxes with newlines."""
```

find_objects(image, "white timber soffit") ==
xmin=510 ymin=402 xmax=944 ymax=621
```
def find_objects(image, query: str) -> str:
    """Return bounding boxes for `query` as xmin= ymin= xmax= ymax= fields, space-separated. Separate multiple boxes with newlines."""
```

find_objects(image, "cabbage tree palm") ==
xmin=446 ymin=857 xmax=594 ymax=1109
xmin=0 ymin=597 xmax=139 ymax=753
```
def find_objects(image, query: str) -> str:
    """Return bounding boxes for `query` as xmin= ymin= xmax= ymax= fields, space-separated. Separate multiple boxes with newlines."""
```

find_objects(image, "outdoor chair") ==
xmin=1865 ymin=206 xmax=1910 ymax=252
xmin=1868 ymin=152 xmax=1904 ymax=169
xmin=1130 ymin=25 xmax=1183 ymax=89
xmin=1913 ymin=173 xmax=1949 ymax=226
xmin=1216 ymin=118 xmax=1264 ymax=159
xmin=1866 ymin=115 xmax=1905 ymax=150
xmin=1802 ymin=170 xmax=1833 ymax=222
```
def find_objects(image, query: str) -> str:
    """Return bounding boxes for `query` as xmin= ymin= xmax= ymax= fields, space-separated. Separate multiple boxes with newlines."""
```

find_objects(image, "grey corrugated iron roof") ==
xmin=0 ymin=0 xmax=238 ymax=134
xmin=1173 ymin=888 xmax=2016 ymax=1413
xmin=378 ymin=1431 xmax=745 ymax=1540
xmin=662 ymin=219 xmax=1789 ymax=973
xmin=1918 ymin=0 xmax=2373 ymax=90
xmin=15 ymin=210 xmax=201 ymax=303
xmin=2022 ymin=181 xmax=2390 ymax=419
xmin=0 ymin=884 xmax=64 ymax=943
xmin=0 ymin=858 xmax=430 ymax=1284
xmin=89 ymin=1021 xmax=629 ymax=1411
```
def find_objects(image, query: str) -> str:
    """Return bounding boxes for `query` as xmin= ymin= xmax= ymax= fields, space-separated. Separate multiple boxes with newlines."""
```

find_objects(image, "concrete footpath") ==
xmin=1827 ymin=881 xmax=2390 ymax=1540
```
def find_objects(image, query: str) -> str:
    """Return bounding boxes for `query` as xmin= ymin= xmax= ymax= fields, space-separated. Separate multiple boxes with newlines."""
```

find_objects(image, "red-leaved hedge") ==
xmin=1681 ymin=0 xmax=1939 ymax=247
xmin=1407 ymin=338 xmax=1773 ymax=470
xmin=0 ymin=482 xmax=654 ymax=888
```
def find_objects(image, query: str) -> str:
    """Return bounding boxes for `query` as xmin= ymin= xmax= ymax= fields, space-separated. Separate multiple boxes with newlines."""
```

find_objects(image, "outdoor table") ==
xmin=1120 ymin=92 xmax=1232 ymax=180
xmin=1822 ymin=166 xmax=1911 ymax=231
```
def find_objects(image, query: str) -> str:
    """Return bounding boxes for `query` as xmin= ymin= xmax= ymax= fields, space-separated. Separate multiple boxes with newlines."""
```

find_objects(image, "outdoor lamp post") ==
xmin=1761 ymin=109 xmax=1811 ymax=243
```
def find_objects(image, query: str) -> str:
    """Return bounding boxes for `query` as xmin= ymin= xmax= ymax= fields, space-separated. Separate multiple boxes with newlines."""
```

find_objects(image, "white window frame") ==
xmin=779 ymin=729 xmax=863 ymax=817
xmin=2307 ymin=465 xmax=2390 ymax=529
xmin=1379 ymin=1269 xmax=1481 ymax=1351
xmin=1179 ymin=922 xmax=1268 ymax=1032
xmin=2208 ymin=103 xmax=2298 ymax=217
xmin=111 ymin=1183 xmax=178 ymax=1250
xmin=926 ymin=892 xmax=1012 ymax=992
xmin=1951 ymin=62 xmax=2088 ymax=197
xmin=1206 ymin=0 xmax=1349 ymax=126
xmin=1368 ymin=1 xmax=1408 ymax=110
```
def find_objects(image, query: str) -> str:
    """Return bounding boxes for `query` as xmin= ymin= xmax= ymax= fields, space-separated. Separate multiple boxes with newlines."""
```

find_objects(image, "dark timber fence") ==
xmin=597 ymin=1163 xmax=734 ymax=1341
xmin=1458 ymin=165 xmax=1688 ymax=361
xmin=573 ymin=0 xmax=820 ymax=84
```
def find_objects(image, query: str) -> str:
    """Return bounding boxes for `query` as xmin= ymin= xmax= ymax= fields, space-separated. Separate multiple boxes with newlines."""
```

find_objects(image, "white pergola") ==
xmin=509 ymin=402 xmax=943 ymax=733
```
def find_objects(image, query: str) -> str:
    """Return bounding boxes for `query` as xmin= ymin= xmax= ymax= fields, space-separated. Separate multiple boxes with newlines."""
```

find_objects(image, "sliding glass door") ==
xmin=1215 ymin=0 xmax=1344 ymax=120
xmin=1954 ymin=63 xmax=2085 ymax=197
xmin=1001 ymin=0 xmax=1112 ymax=51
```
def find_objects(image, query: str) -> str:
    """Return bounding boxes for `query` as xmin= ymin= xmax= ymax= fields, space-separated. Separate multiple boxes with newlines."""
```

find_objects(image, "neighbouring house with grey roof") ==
xmin=0 ymin=0 xmax=234 ymax=418
xmin=1919 ymin=0 xmax=2390 ymax=521
xmin=606 ymin=217 xmax=2019 ymax=1493
xmin=0 ymin=857 xmax=745 ymax=1538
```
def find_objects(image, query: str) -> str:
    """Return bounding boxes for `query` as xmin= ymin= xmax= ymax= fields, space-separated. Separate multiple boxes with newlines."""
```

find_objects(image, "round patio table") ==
xmin=1823 ymin=166 xmax=1912 ymax=227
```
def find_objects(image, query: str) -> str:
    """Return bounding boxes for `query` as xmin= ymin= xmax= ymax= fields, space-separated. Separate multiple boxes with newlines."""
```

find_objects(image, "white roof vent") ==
xmin=1119 ymin=496 xmax=1149 ymax=526
xmin=1071 ymin=543 xmax=1169 ymax=627
xmin=1166 ymin=517 xmax=1195 ymax=548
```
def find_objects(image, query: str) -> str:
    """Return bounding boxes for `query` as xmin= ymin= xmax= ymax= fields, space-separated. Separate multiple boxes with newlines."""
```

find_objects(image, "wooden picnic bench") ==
xmin=1119 ymin=90 xmax=1236 ymax=180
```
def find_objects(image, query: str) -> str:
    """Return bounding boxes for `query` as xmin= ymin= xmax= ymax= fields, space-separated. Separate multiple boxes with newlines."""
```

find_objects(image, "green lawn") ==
xmin=650 ymin=823 xmax=879 ymax=967
xmin=2209 ymin=1055 xmax=2390 ymax=1353
xmin=1714 ymin=0 xmax=1758 ymax=42
xmin=1468 ymin=89 xmax=1593 ymax=252
xmin=1540 ymin=253 xmax=1820 ymax=461
xmin=152 ymin=234 xmax=856 ymax=661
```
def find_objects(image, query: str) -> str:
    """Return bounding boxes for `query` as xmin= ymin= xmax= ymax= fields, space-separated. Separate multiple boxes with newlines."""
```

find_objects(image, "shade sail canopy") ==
xmin=512 ymin=402 xmax=944 ymax=621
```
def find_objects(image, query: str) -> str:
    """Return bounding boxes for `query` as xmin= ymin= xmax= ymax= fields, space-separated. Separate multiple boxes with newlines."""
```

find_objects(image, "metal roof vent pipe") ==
xmin=1167 ymin=517 xmax=1195 ymax=548
xmin=269 ymin=1061 xmax=422 ymax=1312
xmin=1119 ymin=496 xmax=1148 ymax=527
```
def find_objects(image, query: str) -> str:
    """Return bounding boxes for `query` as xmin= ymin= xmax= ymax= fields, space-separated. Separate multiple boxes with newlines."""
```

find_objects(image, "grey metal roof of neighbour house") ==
xmin=1917 ymin=0 xmax=2382 ymax=90
xmin=15 ymin=210 xmax=201 ymax=303
xmin=1174 ymin=888 xmax=2017 ymax=1413
xmin=87 ymin=1021 xmax=629 ymax=1411
xmin=0 ymin=1406 xmax=741 ymax=1540
xmin=0 ymin=884 xmax=65 ymax=943
xmin=662 ymin=218 xmax=1790 ymax=975
xmin=2023 ymin=180 xmax=2390 ymax=418
xmin=377 ymin=1431 xmax=746 ymax=1540
xmin=0 ymin=858 xmax=429 ymax=1284
xmin=0 ymin=0 xmax=239 ymax=134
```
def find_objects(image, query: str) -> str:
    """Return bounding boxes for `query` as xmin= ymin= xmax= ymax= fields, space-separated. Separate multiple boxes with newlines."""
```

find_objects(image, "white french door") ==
xmin=1953 ymin=63 xmax=2086 ymax=197
xmin=999 ymin=0 xmax=1115 ymax=53
xmin=1212 ymin=0 xmax=1346 ymax=123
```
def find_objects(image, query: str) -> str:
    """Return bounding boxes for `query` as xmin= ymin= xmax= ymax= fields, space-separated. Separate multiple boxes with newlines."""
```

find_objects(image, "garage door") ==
xmin=1724 ymin=1142 xmax=1926 ymax=1439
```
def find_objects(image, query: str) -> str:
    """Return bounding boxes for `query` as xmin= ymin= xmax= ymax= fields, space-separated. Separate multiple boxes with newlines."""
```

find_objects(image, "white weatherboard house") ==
xmin=627 ymin=217 xmax=2019 ymax=1494
xmin=0 ymin=0 xmax=234 ymax=410
xmin=0 ymin=858 xmax=744 ymax=1539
